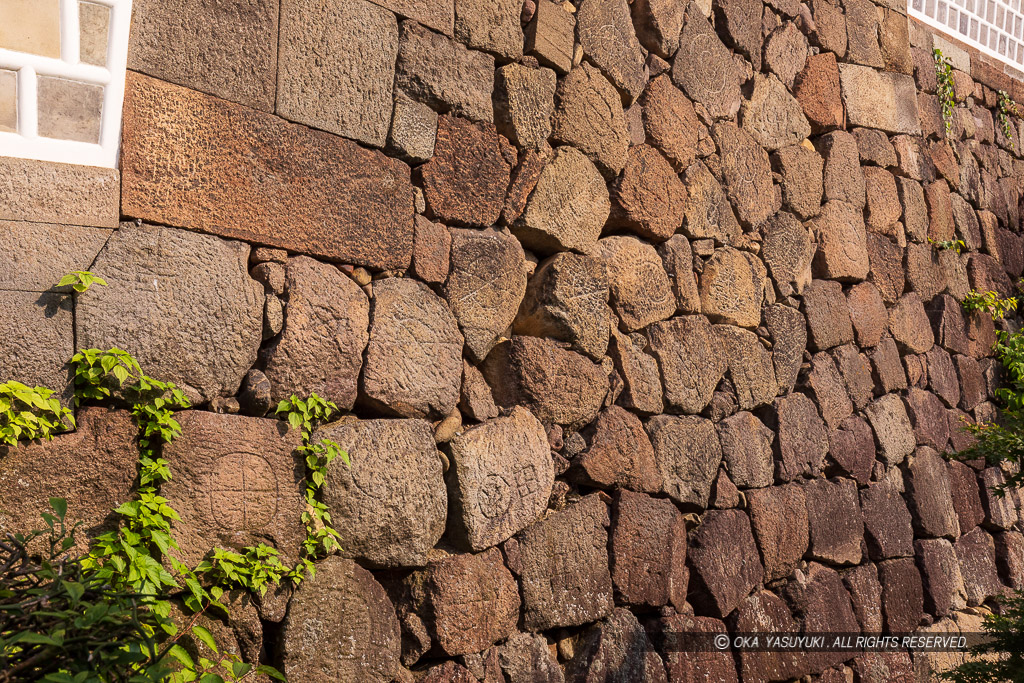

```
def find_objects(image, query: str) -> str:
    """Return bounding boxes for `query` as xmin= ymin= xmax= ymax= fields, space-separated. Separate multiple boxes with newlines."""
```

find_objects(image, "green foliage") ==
xmin=0 ymin=382 xmax=75 ymax=446
xmin=962 ymin=290 xmax=1019 ymax=321
xmin=57 ymin=271 xmax=107 ymax=293
xmin=275 ymin=395 xmax=348 ymax=571
xmin=929 ymin=237 xmax=966 ymax=254
xmin=934 ymin=48 xmax=957 ymax=136
xmin=940 ymin=593 xmax=1024 ymax=682
xmin=193 ymin=546 xmax=301 ymax=597
xmin=999 ymin=89 xmax=1017 ymax=151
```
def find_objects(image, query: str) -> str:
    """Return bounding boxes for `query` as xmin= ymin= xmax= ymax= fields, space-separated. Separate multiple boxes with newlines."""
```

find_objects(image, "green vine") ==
xmin=928 ymin=237 xmax=966 ymax=255
xmin=934 ymin=48 xmax=956 ymax=136
xmin=962 ymin=289 xmax=1019 ymax=322
xmin=0 ymin=382 xmax=75 ymax=446
xmin=999 ymin=89 xmax=1017 ymax=150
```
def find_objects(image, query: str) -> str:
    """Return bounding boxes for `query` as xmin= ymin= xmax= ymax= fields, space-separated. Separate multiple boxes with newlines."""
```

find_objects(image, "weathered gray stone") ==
xmin=388 ymin=92 xmax=438 ymax=162
xmin=647 ymin=315 xmax=727 ymax=414
xmin=595 ymin=236 xmax=676 ymax=332
xmin=0 ymin=221 xmax=111 ymax=292
xmin=864 ymin=393 xmax=916 ymax=466
xmin=517 ymin=494 xmax=614 ymax=630
xmin=362 ymin=278 xmax=462 ymax=419
xmin=838 ymin=63 xmax=921 ymax=134
xmin=1 ymin=291 xmax=73 ymax=405
xmin=162 ymin=412 xmax=305 ymax=567
xmin=687 ymin=509 xmax=764 ymax=617
xmin=671 ymin=6 xmax=742 ymax=119
xmin=447 ymin=407 xmax=554 ymax=550
xmin=277 ymin=0 xmax=398 ymax=146
xmin=77 ymin=224 xmax=263 ymax=403
xmin=713 ymin=122 xmax=776 ymax=228
xmin=443 ymin=228 xmax=528 ymax=363
xmin=281 ymin=556 xmax=401 ymax=682
xmin=739 ymin=74 xmax=811 ymax=151
xmin=514 ymin=146 xmax=611 ymax=255
xmin=495 ymin=63 xmax=557 ymax=149
xmin=577 ymin=0 xmax=648 ymax=103
xmin=318 ymin=418 xmax=446 ymax=566
xmin=646 ymin=415 xmax=722 ymax=507
xmin=455 ymin=0 xmax=523 ymax=60
xmin=262 ymin=256 xmax=369 ymax=410
xmin=395 ymin=20 xmax=494 ymax=123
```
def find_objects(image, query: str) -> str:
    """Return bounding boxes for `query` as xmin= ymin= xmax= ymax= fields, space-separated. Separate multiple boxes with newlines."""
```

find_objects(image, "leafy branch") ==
xmin=56 ymin=271 xmax=107 ymax=294
xmin=934 ymin=48 xmax=956 ymax=136
xmin=999 ymin=89 xmax=1017 ymax=151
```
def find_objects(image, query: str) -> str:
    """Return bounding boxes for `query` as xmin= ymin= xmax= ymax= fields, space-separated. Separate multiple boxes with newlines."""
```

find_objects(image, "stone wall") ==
xmin=2 ymin=0 xmax=1024 ymax=680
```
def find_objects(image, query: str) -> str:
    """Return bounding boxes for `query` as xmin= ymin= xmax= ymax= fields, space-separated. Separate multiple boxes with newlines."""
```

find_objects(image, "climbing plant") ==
xmin=962 ymin=289 xmax=1019 ymax=322
xmin=934 ymin=48 xmax=957 ymax=136
xmin=929 ymin=237 xmax=966 ymax=255
xmin=0 ymin=381 xmax=75 ymax=446
xmin=998 ymin=89 xmax=1017 ymax=150
xmin=57 ymin=271 xmax=107 ymax=293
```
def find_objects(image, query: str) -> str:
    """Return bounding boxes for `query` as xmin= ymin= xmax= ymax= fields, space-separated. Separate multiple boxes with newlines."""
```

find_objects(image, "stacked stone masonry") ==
xmin=4 ymin=0 xmax=1024 ymax=680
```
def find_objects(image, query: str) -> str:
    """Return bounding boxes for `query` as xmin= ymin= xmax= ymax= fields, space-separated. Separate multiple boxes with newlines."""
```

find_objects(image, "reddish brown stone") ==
xmin=925 ymin=180 xmax=956 ymax=242
xmin=804 ymin=477 xmax=864 ymax=565
xmin=842 ymin=562 xmax=883 ymax=633
xmin=794 ymin=51 xmax=845 ymax=132
xmin=903 ymin=445 xmax=960 ymax=538
xmin=803 ymin=279 xmax=854 ymax=351
xmin=785 ymin=563 xmax=860 ymax=673
xmin=772 ymin=143 xmax=824 ymax=220
xmin=927 ymin=293 xmax=971 ymax=356
xmin=846 ymin=282 xmax=888 ymax=348
xmin=852 ymin=652 xmax=915 ymax=682
xmin=955 ymin=526 xmax=1004 ymax=605
xmin=816 ymin=131 xmax=866 ymax=208
xmin=915 ymin=538 xmax=967 ymax=617
xmin=719 ymin=411 xmax=774 ymax=489
xmin=904 ymin=389 xmax=951 ymax=451
xmin=860 ymin=481 xmax=914 ymax=560
xmin=926 ymin=346 xmax=960 ymax=408
xmin=640 ymin=74 xmax=702 ymax=171
xmin=611 ymin=144 xmax=687 ymax=241
xmin=611 ymin=489 xmax=688 ymax=610
xmin=501 ymin=147 xmax=550 ymax=225
xmin=995 ymin=531 xmax=1024 ymax=590
xmin=869 ymin=338 xmax=908 ymax=394
xmin=747 ymin=484 xmax=809 ymax=581
xmin=828 ymin=415 xmax=876 ymax=484
xmin=878 ymin=557 xmax=924 ymax=632
xmin=421 ymin=115 xmax=513 ymax=228
xmin=770 ymin=393 xmax=829 ymax=481
xmin=832 ymin=344 xmax=874 ymax=410
xmin=864 ymin=166 xmax=902 ymax=231
xmin=411 ymin=215 xmax=451 ymax=285
xmin=948 ymin=459 xmax=985 ymax=535
xmin=866 ymin=233 xmax=906 ymax=305
xmin=980 ymin=467 xmax=1019 ymax=529
xmin=888 ymin=292 xmax=935 ymax=354
xmin=905 ymin=242 xmax=947 ymax=303
xmin=656 ymin=613 xmax=738 ymax=682
xmin=120 ymin=71 xmax=414 ymax=270
xmin=572 ymin=406 xmax=662 ymax=493
xmin=566 ymin=608 xmax=668 ymax=682
xmin=421 ymin=662 xmax=476 ymax=683
xmin=687 ymin=509 xmax=764 ymax=617
xmin=807 ymin=352 xmax=854 ymax=429
xmin=733 ymin=591 xmax=808 ymax=681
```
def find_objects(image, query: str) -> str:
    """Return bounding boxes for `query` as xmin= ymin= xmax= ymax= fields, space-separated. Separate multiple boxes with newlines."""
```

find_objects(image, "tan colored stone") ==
xmin=713 ymin=122 xmax=776 ymax=228
xmin=0 ymin=221 xmax=111 ymax=292
xmin=739 ymin=74 xmax=811 ymax=151
xmin=525 ymin=0 xmax=575 ymax=73
xmin=595 ymin=235 xmax=676 ymax=331
xmin=809 ymin=200 xmax=870 ymax=281
xmin=0 ymin=158 xmax=118 ymax=228
xmin=640 ymin=74 xmax=702 ymax=171
xmin=671 ymin=5 xmax=742 ymax=119
xmin=495 ymin=63 xmax=557 ymax=149
xmin=647 ymin=315 xmax=727 ymax=414
xmin=699 ymin=247 xmax=767 ymax=328
xmin=646 ymin=415 xmax=722 ymax=507
xmin=838 ymin=63 xmax=920 ymax=134
xmin=611 ymin=144 xmax=686 ymax=241
xmin=577 ymin=0 xmax=647 ymax=103
xmin=551 ymin=63 xmax=630 ymax=178
xmin=0 ymin=0 xmax=60 ymax=58
xmin=681 ymin=161 xmax=743 ymax=243
xmin=455 ymin=0 xmax=523 ymax=60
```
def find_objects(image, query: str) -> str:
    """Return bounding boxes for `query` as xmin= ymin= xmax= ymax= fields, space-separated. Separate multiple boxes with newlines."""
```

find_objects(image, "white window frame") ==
xmin=910 ymin=0 xmax=1024 ymax=72
xmin=0 ymin=0 xmax=132 ymax=169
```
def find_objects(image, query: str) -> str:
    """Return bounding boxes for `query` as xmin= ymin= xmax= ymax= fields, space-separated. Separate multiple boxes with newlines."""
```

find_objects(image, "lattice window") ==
xmin=910 ymin=0 xmax=1024 ymax=70
xmin=0 ymin=0 xmax=132 ymax=168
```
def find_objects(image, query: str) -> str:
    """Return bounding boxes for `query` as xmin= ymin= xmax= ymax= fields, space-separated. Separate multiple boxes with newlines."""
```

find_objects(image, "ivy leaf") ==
xmin=192 ymin=624 xmax=219 ymax=653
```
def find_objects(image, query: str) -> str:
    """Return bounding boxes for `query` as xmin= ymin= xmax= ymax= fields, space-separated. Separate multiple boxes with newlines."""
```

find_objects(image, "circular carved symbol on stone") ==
xmin=207 ymin=452 xmax=278 ymax=531
xmin=692 ymin=34 xmax=727 ymax=96
xmin=477 ymin=474 xmax=512 ymax=519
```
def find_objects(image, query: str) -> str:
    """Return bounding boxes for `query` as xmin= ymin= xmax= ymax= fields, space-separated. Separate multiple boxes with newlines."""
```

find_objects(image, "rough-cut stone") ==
xmin=369 ymin=0 xmax=454 ymax=35
xmin=443 ymin=228 xmax=528 ymax=363
xmin=161 ymin=413 xmax=304 ymax=567
xmin=395 ymin=20 xmax=494 ymax=123
xmin=846 ymin=282 xmax=888 ymax=348
xmin=764 ymin=304 xmax=807 ymax=394
xmin=631 ymin=0 xmax=685 ymax=57
xmin=713 ymin=122 xmax=776 ymax=228
xmin=121 ymin=72 xmax=413 ymax=270
xmin=681 ymin=161 xmax=743 ymax=243
xmin=483 ymin=336 xmax=607 ymax=428
xmin=607 ymin=328 xmax=664 ymax=414
xmin=926 ymin=346 xmax=960 ymax=409
xmin=595 ymin=236 xmax=676 ymax=331
xmin=786 ymin=564 xmax=859 ymax=672
xmin=867 ymin=233 xmax=906 ymax=305
xmin=809 ymin=201 xmax=870 ymax=281
xmin=905 ymin=245 xmax=947 ymax=307
xmin=889 ymin=292 xmax=935 ymax=354
xmin=421 ymin=116 xmax=512 ymax=228
xmin=416 ymin=549 xmax=519 ymax=655
xmin=831 ymin=344 xmax=873 ymax=410
xmin=955 ymin=527 xmax=1004 ymax=606
xmin=878 ymin=557 xmax=924 ymax=632
xmin=903 ymin=446 xmax=960 ymax=538
xmin=261 ymin=256 xmax=369 ymax=410
xmin=956 ymin=354 xmax=986 ymax=412
xmin=716 ymin=0 xmax=763 ymax=70
xmin=719 ymin=411 xmax=774 ymax=488
xmin=277 ymin=0 xmax=397 ymax=146
xmin=657 ymin=235 xmax=700 ymax=314
xmin=128 ymin=0 xmax=279 ymax=112
xmin=388 ymin=92 xmax=438 ymax=162
xmin=854 ymin=127 xmax=898 ymax=167
xmin=0 ymin=221 xmax=111 ymax=292
xmin=646 ymin=415 xmax=722 ymax=507
xmin=870 ymin=337 xmax=907 ymax=394
xmin=838 ymin=63 xmax=920 ymax=134
xmin=843 ymin=563 xmax=883 ymax=633
xmin=566 ymin=609 xmax=668 ymax=683
xmin=671 ymin=6 xmax=742 ymax=119
xmin=716 ymin=326 xmax=776 ymax=410
xmin=995 ymin=531 xmax=1024 ymax=590
xmin=816 ymin=131 xmax=866 ymax=208
xmin=915 ymin=538 xmax=967 ymax=616
xmin=794 ymin=52 xmax=845 ymax=132
xmin=551 ymin=63 xmax=629 ymax=178
xmin=980 ymin=468 xmax=1019 ymax=529
xmin=733 ymin=591 xmax=807 ymax=681
xmin=318 ymin=418 xmax=445 ymax=566
xmin=647 ymin=316 xmax=727 ymax=414
xmin=843 ymin=0 xmax=884 ymax=67
xmin=447 ymin=408 xmax=554 ymax=551
xmin=281 ymin=556 xmax=400 ymax=682
xmin=497 ymin=631 xmax=564 ymax=683
xmin=740 ymin=74 xmax=811 ymax=151
xmin=747 ymin=484 xmax=809 ymax=581
xmin=761 ymin=212 xmax=814 ymax=296
xmin=78 ymin=224 xmax=262 ymax=403
xmin=863 ymin=166 xmax=902 ymax=232
xmin=411 ymin=215 xmax=451 ymax=285
xmin=1 ymin=291 xmax=73 ymax=405
xmin=572 ymin=407 xmax=663 ymax=493
xmin=687 ymin=509 xmax=764 ymax=617
xmin=640 ymin=75 xmax=702 ymax=171
xmin=460 ymin=360 xmax=499 ymax=423
xmin=495 ymin=63 xmax=556 ymax=149
xmin=454 ymin=0 xmax=523 ymax=60
xmin=764 ymin=22 xmax=809 ymax=89
xmin=517 ymin=494 xmax=613 ymax=630
xmin=828 ymin=415 xmax=876 ymax=484
xmin=362 ymin=278 xmax=462 ymax=419
xmin=773 ymin=143 xmax=824 ymax=220
xmin=905 ymin=389 xmax=951 ymax=451
xmin=804 ymin=477 xmax=864 ymax=565
xmin=698 ymin=248 xmax=766 ymax=328
xmin=948 ymin=460 xmax=985 ymax=535
xmin=803 ymin=279 xmax=854 ymax=351
xmin=611 ymin=489 xmax=688 ymax=609
xmin=525 ymin=0 xmax=575 ymax=73
xmin=656 ymin=613 xmax=739 ymax=682
xmin=861 ymin=481 xmax=914 ymax=560
xmin=864 ymin=394 xmax=916 ymax=466
xmin=772 ymin=393 xmax=829 ymax=480
xmin=514 ymin=146 xmax=611 ymax=255
xmin=612 ymin=145 xmax=686 ymax=241
xmin=577 ymin=0 xmax=647 ymax=102
xmin=0 ymin=408 xmax=136 ymax=549
xmin=513 ymin=253 xmax=609 ymax=359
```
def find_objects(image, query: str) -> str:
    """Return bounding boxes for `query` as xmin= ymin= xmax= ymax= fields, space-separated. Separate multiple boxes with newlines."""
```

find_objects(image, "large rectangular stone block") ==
xmin=838 ymin=63 xmax=920 ymax=135
xmin=0 ymin=221 xmax=112 ymax=292
xmin=120 ymin=72 xmax=414 ymax=270
xmin=367 ymin=0 xmax=454 ymax=36
xmin=0 ymin=158 xmax=118 ymax=228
